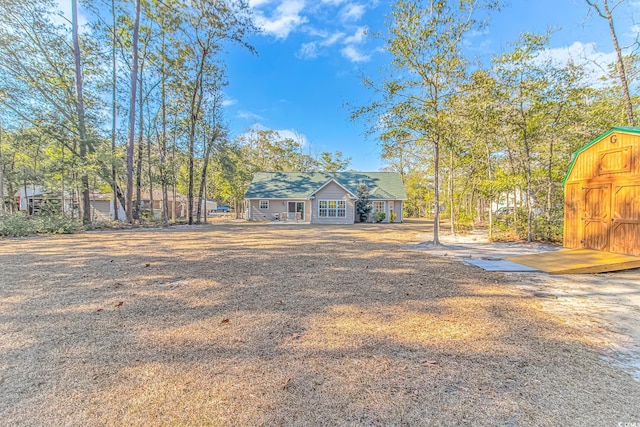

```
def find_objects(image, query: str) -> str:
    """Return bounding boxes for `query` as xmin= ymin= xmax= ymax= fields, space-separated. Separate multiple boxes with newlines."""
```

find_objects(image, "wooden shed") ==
xmin=564 ymin=127 xmax=640 ymax=256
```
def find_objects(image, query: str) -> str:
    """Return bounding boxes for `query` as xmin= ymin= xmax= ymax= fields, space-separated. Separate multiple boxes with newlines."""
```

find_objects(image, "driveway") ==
xmin=410 ymin=229 xmax=640 ymax=380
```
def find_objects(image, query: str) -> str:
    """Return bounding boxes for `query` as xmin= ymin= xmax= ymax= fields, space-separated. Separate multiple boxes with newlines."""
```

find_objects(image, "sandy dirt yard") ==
xmin=1 ymin=220 xmax=639 ymax=426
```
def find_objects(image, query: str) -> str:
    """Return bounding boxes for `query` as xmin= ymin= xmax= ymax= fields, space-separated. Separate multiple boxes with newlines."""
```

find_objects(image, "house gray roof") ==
xmin=244 ymin=172 xmax=407 ymax=200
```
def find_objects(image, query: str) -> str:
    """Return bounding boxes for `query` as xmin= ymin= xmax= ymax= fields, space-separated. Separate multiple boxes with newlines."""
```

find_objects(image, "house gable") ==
xmin=310 ymin=181 xmax=355 ymax=224
xmin=309 ymin=178 xmax=357 ymax=199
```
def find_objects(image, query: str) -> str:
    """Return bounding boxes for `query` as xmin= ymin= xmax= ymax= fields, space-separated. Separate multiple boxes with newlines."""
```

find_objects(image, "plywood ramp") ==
xmin=505 ymin=249 xmax=640 ymax=274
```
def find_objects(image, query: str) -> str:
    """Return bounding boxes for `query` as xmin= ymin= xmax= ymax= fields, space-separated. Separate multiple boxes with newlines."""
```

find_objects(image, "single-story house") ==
xmin=244 ymin=171 xmax=407 ymax=224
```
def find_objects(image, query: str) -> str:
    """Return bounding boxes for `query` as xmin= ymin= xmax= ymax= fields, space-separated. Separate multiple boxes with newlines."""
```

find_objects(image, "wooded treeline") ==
xmin=0 ymin=0 xmax=350 ymax=225
xmin=0 ymin=0 xmax=637 ymax=242
xmin=353 ymin=0 xmax=638 ymax=242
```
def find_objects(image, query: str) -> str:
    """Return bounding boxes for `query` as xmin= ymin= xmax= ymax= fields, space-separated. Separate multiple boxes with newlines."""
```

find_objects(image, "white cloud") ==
xmin=321 ymin=31 xmax=345 ymax=46
xmin=275 ymin=128 xmax=309 ymax=147
xmin=304 ymin=27 xmax=328 ymax=38
xmin=340 ymin=3 xmax=366 ymax=22
xmin=341 ymin=45 xmax=371 ymax=62
xmin=222 ymin=98 xmax=238 ymax=107
xmin=296 ymin=42 xmax=319 ymax=59
xmin=321 ymin=0 xmax=347 ymax=5
xmin=542 ymin=41 xmax=618 ymax=85
xmin=343 ymin=26 xmax=367 ymax=44
xmin=340 ymin=26 xmax=370 ymax=62
xmin=253 ymin=0 xmax=308 ymax=40
xmin=468 ymin=28 xmax=489 ymax=38
xmin=249 ymin=0 xmax=272 ymax=7
xmin=246 ymin=124 xmax=309 ymax=148
xmin=237 ymin=110 xmax=265 ymax=121
xmin=296 ymin=31 xmax=345 ymax=60
xmin=53 ymin=0 xmax=88 ymax=29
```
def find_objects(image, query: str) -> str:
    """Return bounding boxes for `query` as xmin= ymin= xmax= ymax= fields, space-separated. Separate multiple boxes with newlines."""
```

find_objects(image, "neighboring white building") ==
xmin=16 ymin=186 xmax=75 ymax=216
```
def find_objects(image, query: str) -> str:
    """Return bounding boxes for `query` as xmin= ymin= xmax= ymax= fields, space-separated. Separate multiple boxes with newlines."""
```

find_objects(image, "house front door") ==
xmin=288 ymin=201 xmax=304 ymax=221
xmin=582 ymin=184 xmax=611 ymax=251
xmin=611 ymin=183 xmax=640 ymax=255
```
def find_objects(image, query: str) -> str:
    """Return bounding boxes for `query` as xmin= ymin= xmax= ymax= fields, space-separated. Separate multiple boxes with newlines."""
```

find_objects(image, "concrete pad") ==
xmin=506 ymin=249 xmax=640 ymax=274
xmin=464 ymin=259 xmax=541 ymax=272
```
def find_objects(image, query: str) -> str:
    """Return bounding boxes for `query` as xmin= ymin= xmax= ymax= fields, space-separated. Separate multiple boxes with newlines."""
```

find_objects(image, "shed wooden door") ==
xmin=611 ymin=184 xmax=640 ymax=256
xmin=582 ymin=184 xmax=611 ymax=251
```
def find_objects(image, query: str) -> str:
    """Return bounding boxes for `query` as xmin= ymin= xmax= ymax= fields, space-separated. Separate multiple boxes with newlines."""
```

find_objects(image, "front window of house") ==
xmin=373 ymin=201 xmax=385 ymax=213
xmin=319 ymin=200 xmax=346 ymax=217
xmin=259 ymin=200 xmax=269 ymax=209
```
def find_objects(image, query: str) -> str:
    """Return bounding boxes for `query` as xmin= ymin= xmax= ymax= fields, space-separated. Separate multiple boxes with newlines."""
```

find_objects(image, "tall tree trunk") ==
xmin=203 ymin=177 xmax=207 ymax=224
xmin=7 ymin=152 xmax=15 ymax=213
xmin=587 ymin=0 xmax=635 ymax=125
xmin=135 ymin=60 xmax=144 ymax=222
xmin=111 ymin=0 xmax=118 ymax=221
xmin=196 ymin=131 xmax=215 ymax=224
xmin=23 ymin=179 xmax=28 ymax=214
xmin=72 ymin=0 xmax=91 ymax=224
xmin=524 ymin=138 xmax=532 ymax=243
xmin=172 ymin=181 xmax=176 ymax=222
xmin=433 ymin=136 xmax=440 ymax=245
xmin=546 ymin=137 xmax=554 ymax=240
xmin=519 ymin=89 xmax=533 ymax=242
xmin=0 ymin=119 xmax=4 ymax=213
xmin=187 ymin=47 xmax=207 ymax=225
xmin=60 ymin=143 xmax=65 ymax=215
xmin=126 ymin=0 xmax=141 ymax=224
xmin=147 ymin=133 xmax=154 ymax=220
xmin=449 ymin=148 xmax=455 ymax=235
xmin=32 ymin=142 xmax=39 ymax=214
xmin=159 ymin=32 xmax=169 ymax=226
xmin=486 ymin=144 xmax=493 ymax=239
xmin=171 ymin=139 xmax=176 ymax=222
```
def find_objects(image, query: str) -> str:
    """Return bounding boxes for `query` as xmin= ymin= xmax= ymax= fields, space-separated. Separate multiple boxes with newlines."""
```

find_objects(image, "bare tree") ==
xmin=126 ymin=0 xmax=141 ymax=223
xmin=72 ymin=0 xmax=91 ymax=224
xmin=196 ymin=91 xmax=225 ymax=224
xmin=111 ymin=0 xmax=118 ymax=220
xmin=586 ymin=0 xmax=635 ymax=125
xmin=0 ymin=119 xmax=4 ymax=213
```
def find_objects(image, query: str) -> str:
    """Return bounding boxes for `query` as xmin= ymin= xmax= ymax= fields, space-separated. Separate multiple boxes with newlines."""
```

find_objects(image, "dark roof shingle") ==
xmin=244 ymin=172 xmax=407 ymax=200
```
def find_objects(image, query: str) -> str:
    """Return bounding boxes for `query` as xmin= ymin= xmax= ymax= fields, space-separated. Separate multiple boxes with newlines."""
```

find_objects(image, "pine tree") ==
xmin=356 ymin=183 xmax=371 ymax=223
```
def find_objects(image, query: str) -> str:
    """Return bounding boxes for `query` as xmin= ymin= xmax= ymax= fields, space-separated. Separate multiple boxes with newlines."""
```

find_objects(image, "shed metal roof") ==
xmin=244 ymin=172 xmax=408 ymax=200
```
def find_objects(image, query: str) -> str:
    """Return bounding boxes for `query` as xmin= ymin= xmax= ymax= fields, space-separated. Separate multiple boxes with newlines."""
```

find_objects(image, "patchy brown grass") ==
xmin=1 ymin=220 xmax=638 ymax=426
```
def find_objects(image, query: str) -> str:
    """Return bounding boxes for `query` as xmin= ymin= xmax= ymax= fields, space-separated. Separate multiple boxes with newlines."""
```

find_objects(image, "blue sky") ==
xmin=219 ymin=0 xmax=640 ymax=171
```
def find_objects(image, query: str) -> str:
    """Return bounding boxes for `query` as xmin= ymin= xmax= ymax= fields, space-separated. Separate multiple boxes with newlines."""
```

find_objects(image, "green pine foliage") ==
xmin=0 ymin=213 xmax=83 ymax=237
xmin=356 ymin=183 xmax=372 ymax=223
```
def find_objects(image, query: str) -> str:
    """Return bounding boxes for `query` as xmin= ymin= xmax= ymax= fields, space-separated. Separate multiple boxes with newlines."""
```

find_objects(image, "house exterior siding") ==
xmin=366 ymin=200 xmax=404 ymax=223
xmin=249 ymin=199 xmax=283 ymax=221
xmin=387 ymin=201 xmax=404 ymax=222
xmin=311 ymin=182 xmax=355 ymax=224
xmin=248 ymin=199 xmax=310 ymax=221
